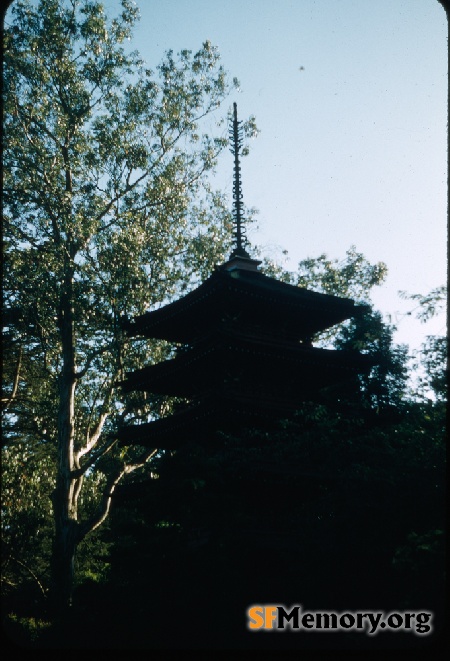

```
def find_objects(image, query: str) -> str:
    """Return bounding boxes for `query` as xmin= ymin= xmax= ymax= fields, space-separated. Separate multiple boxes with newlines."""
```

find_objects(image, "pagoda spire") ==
xmin=229 ymin=102 xmax=250 ymax=259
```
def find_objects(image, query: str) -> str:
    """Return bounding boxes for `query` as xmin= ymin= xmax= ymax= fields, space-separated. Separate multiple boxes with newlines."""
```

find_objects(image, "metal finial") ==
xmin=229 ymin=102 xmax=250 ymax=258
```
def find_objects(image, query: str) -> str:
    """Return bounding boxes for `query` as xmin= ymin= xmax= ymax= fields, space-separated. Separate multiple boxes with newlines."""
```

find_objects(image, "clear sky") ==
xmin=111 ymin=0 xmax=448 ymax=359
xmin=11 ymin=0 xmax=449 ymax=358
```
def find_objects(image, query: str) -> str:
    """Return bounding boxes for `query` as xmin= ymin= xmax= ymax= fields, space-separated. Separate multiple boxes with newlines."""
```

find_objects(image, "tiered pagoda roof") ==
xmin=120 ymin=323 xmax=370 ymax=397
xmin=118 ymin=103 xmax=373 ymax=449
xmin=123 ymin=258 xmax=366 ymax=345
xmin=118 ymin=256 xmax=372 ymax=448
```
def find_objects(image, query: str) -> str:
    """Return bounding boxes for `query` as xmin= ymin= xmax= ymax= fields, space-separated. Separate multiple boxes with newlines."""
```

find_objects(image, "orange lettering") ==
xmin=264 ymin=606 xmax=277 ymax=629
xmin=247 ymin=606 xmax=264 ymax=630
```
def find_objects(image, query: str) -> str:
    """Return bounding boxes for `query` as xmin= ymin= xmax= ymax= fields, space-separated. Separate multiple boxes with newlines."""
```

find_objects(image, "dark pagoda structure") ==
xmin=118 ymin=104 xmax=372 ymax=449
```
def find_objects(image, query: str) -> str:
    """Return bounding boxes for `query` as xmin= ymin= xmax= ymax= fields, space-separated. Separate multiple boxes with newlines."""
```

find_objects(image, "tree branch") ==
xmin=94 ymin=168 xmax=152 ymax=229
xmin=78 ymin=377 xmax=117 ymax=458
xmin=1 ymin=346 xmax=22 ymax=411
xmin=3 ymin=548 xmax=48 ymax=598
xmin=75 ymin=344 xmax=113 ymax=379
xmin=78 ymin=448 xmax=158 ymax=539
xmin=74 ymin=436 xmax=118 ymax=477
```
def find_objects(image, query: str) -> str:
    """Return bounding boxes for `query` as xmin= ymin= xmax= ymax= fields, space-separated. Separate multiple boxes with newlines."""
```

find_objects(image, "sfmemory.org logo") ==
xmin=247 ymin=605 xmax=433 ymax=636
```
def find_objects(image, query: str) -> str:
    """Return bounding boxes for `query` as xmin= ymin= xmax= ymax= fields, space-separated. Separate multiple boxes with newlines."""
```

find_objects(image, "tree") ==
xmin=3 ymin=0 xmax=257 ymax=609
xmin=294 ymin=245 xmax=388 ymax=304
xmin=399 ymin=286 xmax=447 ymax=402
xmin=1 ymin=442 xmax=55 ymax=608
xmin=275 ymin=246 xmax=409 ymax=411
xmin=418 ymin=334 xmax=447 ymax=402
xmin=333 ymin=310 xmax=409 ymax=412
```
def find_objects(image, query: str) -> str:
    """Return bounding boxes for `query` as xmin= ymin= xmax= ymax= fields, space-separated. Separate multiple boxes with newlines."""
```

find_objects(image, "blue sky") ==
xmin=10 ymin=0 xmax=448 ymax=359
xmin=116 ymin=0 xmax=447 ymax=359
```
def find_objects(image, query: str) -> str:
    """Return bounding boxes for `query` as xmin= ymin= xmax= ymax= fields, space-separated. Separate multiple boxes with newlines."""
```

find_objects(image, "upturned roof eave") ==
xmin=124 ymin=267 xmax=367 ymax=341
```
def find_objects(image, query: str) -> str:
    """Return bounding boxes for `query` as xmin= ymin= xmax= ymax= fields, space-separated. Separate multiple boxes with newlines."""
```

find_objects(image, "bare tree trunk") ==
xmin=49 ymin=248 xmax=157 ymax=610
xmin=51 ymin=258 xmax=79 ymax=611
xmin=50 ymin=514 xmax=78 ymax=610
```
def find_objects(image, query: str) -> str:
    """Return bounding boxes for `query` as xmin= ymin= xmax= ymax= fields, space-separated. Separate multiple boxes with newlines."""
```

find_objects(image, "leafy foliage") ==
xmin=295 ymin=246 xmax=388 ymax=303
xmin=2 ymin=0 xmax=250 ymax=608
xmin=334 ymin=309 xmax=409 ymax=411
xmin=399 ymin=286 xmax=447 ymax=323
xmin=417 ymin=335 xmax=447 ymax=402
xmin=259 ymin=246 xmax=409 ymax=411
xmin=399 ymin=285 xmax=447 ymax=402
xmin=1 ymin=442 xmax=54 ymax=608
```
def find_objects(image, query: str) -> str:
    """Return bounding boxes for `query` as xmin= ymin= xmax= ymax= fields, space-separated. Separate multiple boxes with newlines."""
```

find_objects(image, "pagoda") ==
xmin=118 ymin=104 xmax=372 ymax=449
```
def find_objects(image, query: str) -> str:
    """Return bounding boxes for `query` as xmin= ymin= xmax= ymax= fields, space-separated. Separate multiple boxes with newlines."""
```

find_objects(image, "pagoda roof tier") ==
xmin=118 ymin=387 xmax=318 ymax=449
xmin=123 ymin=265 xmax=368 ymax=344
xmin=120 ymin=328 xmax=373 ymax=397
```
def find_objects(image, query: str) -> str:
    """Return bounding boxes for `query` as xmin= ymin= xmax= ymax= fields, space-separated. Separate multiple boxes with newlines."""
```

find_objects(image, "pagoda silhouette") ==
xmin=118 ymin=104 xmax=372 ymax=449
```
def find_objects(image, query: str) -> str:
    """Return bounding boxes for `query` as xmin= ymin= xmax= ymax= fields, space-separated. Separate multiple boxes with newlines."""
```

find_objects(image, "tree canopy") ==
xmin=2 ymin=0 xmax=257 ymax=609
